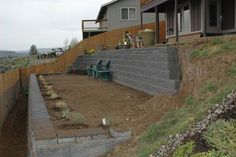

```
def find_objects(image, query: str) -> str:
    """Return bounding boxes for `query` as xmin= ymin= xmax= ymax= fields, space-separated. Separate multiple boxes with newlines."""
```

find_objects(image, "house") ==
xmin=140 ymin=0 xmax=236 ymax=43
xmin=82 ymin=0 xmax=160 ymax=39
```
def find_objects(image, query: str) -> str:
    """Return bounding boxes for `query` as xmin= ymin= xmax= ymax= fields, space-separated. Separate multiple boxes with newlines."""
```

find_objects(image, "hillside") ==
xmin=0 ymin=56 xmax=30 ymax=73
xmin=106 ymin=36 xmax=236 ymax=157
xmin=0 ymin=50 xmax=16 ymax=58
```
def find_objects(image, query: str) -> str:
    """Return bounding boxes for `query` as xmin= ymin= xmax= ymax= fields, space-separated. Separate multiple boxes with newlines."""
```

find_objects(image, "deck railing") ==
xmin=140 ymin=0 xmax=154 ymax=6
xmin=82 ymin=19 xmax=108 ymax=32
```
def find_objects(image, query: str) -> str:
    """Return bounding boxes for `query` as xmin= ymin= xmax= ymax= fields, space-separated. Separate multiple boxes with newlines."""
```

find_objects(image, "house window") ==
xmin=183 ymin=6 xmax=191 ymax=32
xmin=178 ymin=3 xmax=191 ymax=33
xmin=209 ymin=0 xmax=217 ymax=27
xmin=178 ymin=9 xmax=182 ymax=32
xmin=121 ymin=8 xmax=136 ymax=20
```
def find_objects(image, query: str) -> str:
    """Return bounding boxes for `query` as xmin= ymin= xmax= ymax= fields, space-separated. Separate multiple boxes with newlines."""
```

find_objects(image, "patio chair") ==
xmin=94 ymin=59 xmax=111 ymax=81
xmin=86 ymin=59 xmax=102 ymax=76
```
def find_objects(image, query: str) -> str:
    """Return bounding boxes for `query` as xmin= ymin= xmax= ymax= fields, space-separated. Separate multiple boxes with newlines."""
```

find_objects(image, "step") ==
xmin=112 ymin=69 xmax=180 ymax=90
xmin=111 ymin=64 xmax=174 ymax=79
xmin=75 ymin=59 xmax=179 ymax=72
xmin=96 ymin=47 xmax=176 ymax=55
xmin=112 ymin=74 xmax=176 ymax=95
xmin=81 ymin=53 xmax=178 ymax=63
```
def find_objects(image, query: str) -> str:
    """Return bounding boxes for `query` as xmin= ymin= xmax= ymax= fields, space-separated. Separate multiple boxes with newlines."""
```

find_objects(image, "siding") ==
xmin=106 ymin=0 xmax=155 ymax=31
xmin=191 ymin=0 xmax=201 ymax=31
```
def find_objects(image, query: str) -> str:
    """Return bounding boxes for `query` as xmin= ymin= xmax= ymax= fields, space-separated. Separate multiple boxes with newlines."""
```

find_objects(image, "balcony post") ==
xmin=141 ymin=12 xmax=144 ymax=30
xmin=155 ymin=5 xmax=160 ymax=43
xmin=174 ymin=0 xmax=179 ymax=42
xmin=202 ymin=0 xmax=206 ymax=37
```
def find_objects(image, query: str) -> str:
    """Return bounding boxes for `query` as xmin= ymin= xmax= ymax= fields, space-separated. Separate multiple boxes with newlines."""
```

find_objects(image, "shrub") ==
xmin=70 ymin=112 xmax=85 ymax=125
xmin=50 ymin=92 xmax=59 ymax=100
xmin=45 ymin=85 xmax=52 ymax=90
xmin=173 ymin=141 xmax=195 ymax=157
xmin=190 ymin=151 xmax=220 ymax=157
xmin=38 ymin=75 xmax=44 ymax=82
xmin=46 ymin=90 xmax=54 ymax=96
xmin=55 ymin=102 xmax=67 ymax=111
xmin=204 ymin=120 xmax=236 ymax=157
xmin=61 ymin=108 xmax=70 ymax=120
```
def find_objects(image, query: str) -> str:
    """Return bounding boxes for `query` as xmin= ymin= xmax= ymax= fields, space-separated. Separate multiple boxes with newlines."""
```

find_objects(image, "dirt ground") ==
xmin=42 ymin=74 xmax=184 ymax=157
xmin=43 ymin=74 xmax=154 ymax=133
xmin=0 ymin=94 xmax=27 ymax=157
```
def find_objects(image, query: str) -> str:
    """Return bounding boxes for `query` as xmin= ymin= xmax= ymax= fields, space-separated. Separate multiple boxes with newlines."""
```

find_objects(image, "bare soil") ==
xmin=43 ymin=75 xmax=153 ymax=133
xmin=0 ymin=94 xmax=27 ymax=157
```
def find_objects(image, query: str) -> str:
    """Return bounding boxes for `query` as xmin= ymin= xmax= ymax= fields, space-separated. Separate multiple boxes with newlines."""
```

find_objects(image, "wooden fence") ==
xmin=0 ymin=22 xmax=165 ymax=130
xmin=0 ymin=69 xmax=20 ymax=133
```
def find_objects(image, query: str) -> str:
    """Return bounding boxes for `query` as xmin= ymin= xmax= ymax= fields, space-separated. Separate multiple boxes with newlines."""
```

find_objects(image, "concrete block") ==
xmin=57 ymin=137 xmax=76 ymax=144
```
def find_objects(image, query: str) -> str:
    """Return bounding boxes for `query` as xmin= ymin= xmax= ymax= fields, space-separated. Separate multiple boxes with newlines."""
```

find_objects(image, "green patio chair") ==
xmin=87 ymin=59 xmax=102 ymax=76
xmin=94 ymin=59 xmax=111 ymax=81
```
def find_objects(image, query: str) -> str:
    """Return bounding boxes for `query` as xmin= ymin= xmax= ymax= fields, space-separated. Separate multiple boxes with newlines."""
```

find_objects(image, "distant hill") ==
xmin=16 ymin=47 xmax=61 ymax=55
xmin=0 ymin=50 xmax=16 ymax=58
xmin=0 ymin=47 xmax=61 ymax=58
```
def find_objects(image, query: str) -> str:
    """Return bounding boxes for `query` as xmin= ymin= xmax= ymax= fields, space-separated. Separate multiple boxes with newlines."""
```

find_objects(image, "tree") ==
xmin=69 ymin=38 xmax=78 ymax=48
xmin=29 ymin=45 xmax=38 ymax=55
xmin=63 ymin=39 xmax=69 ymax=51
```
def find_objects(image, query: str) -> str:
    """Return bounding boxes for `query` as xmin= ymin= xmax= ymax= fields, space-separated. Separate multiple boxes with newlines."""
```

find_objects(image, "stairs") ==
xmin=70 ymin=47 xmax=181 ymax=95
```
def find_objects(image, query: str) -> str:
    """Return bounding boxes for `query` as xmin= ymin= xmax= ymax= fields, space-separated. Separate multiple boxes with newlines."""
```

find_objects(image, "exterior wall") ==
xmin=206 ymin=0 xmax=236 ymax=34
xmin=167 ymin=0 xmax=202 ymax=36
xmin=106 ymin=0 xmax=156 ymax=31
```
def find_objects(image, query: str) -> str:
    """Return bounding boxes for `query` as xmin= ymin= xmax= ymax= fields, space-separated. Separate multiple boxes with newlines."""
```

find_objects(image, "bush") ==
xmin=50 ymin=92 xmax=59 ymax=100
xmin=45 ymin=85 xmax=52 ymax=90
xmin=173 ymin=141 xmax=195 ymax=157
xmin=204 ymin=120 xmax=236 ymax=157
xmin=190 ymin=151 xmax=222 ymax=157
xmin=70 ymin=112 xmax=85 ymax=125
xmin=55 ymin=102 xmax=67 ymax=111
xmin=61 ymin=109 xmax=70 ymax=120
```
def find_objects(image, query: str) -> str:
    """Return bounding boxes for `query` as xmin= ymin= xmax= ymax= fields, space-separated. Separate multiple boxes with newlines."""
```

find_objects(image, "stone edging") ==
xmin=28 ymin=74 xmax=132 ymax=157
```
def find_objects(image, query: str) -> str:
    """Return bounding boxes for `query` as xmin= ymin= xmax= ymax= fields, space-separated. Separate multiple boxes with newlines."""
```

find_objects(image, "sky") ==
xmin=0 ymin=0 xmax=111 ymax=51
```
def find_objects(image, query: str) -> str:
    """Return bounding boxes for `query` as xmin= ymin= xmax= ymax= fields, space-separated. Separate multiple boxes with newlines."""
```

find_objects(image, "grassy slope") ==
xmin=138 ymin=37 xmax=236 ymax=157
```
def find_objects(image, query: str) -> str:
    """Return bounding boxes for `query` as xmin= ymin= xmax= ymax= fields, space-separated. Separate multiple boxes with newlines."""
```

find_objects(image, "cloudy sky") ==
xmin=0 ymin=0 xmax=111 ymax=51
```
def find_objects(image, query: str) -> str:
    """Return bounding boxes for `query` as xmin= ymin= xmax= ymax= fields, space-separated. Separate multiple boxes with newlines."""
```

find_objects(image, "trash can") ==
xmin=140 ymin=29 xmax=155 ymax=47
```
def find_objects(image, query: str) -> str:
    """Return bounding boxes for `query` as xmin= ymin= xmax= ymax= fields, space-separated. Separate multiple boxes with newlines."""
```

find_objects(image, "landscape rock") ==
xmin=151 ymin=90 xmax=236 ymax=157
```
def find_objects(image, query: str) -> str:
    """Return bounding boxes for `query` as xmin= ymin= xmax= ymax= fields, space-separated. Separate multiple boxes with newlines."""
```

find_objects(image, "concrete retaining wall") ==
xmin=28 ymin=74 xmax=131 ymax=157
xmin=71 ymin=47 xmax=181 ymax=95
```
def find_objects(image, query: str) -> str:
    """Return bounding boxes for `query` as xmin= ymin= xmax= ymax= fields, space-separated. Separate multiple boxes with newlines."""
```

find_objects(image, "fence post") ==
xmin=0 ymin=74 xmax=3 ymax=135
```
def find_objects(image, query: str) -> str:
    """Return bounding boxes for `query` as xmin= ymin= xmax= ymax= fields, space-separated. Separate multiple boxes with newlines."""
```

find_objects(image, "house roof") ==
xmin=96 ymin=0 xmax=119 ymax=20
